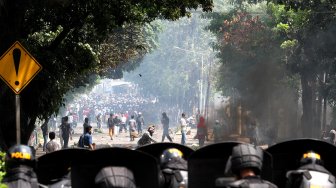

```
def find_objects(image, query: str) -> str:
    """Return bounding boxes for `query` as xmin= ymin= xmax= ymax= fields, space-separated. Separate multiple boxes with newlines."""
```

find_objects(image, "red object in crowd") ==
xmin=197 ymin=116 xmax=206 ymax=128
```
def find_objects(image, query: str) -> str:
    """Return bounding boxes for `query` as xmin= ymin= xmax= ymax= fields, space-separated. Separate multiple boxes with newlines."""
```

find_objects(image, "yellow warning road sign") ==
xmin=0 ymin=41 xmax=42 ymax=94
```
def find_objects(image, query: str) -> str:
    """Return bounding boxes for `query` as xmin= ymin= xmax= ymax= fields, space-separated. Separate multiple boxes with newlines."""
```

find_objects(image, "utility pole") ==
xmin=200 ymin=55 xmax=204 ymax=114
xmin=173 ymin=46 xmax=209 ymax=115
xmin=205 ymin=56 xmax=212 ymax=124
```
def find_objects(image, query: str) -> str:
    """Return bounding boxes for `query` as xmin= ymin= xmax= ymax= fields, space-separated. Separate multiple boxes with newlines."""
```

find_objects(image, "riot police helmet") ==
xmin=230 ymin=143 xmax=263 ymax=175
xmin=160 ymin=148 xmax=183 ymax=166
xmin=95 ymin=166 xmax=137 ymax=188
xmin=286 ymin=151 xmax=335 ymax=188
xmin=300 ymin=151 xmax=324 ymax=166
xmin=5 ymin=144 xmax=35 ymax=169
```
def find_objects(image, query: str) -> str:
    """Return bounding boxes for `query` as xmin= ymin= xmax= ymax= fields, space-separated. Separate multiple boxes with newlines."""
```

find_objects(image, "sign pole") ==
xmin=16 ymin=94 xmax=20 ymax=144
xmin=0 ymin=41 xmax=42 ymax=145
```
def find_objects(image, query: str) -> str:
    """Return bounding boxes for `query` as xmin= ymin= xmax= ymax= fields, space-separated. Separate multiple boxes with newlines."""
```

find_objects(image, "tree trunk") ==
xmin=301 ymin=72 xmax=314 ymax=138
xmin=316 ymin=94 xmax=322 ymax=136
xmin=0 ymin=89 xmax=37 ymax=150
xmin=294 ymin=95 xmax=300 ymax=138
xmin=322 ymin=96 xmax=327 ymax=130
xmin=322 ymin=72 xmax=327 ymax=131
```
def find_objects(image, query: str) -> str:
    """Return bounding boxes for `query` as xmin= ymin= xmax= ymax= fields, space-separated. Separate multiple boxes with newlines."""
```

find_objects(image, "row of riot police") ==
xmin=2 ymin=138 xmax=336 ymax=188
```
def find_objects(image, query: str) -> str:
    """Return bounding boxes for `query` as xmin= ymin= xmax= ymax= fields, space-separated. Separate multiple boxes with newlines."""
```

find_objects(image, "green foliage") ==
xmin=124 ymin=14 xmax=216 ymax=111
xmin=0 ymin=151 xmax=6 ymax=188
xmin=267 ymin=0 xmax=336 ymax=136
xmin=207 ymin=0 xmax=301 ymax=130
xmin=275 ymin=22 xmax=289 ymax=33
xmin=28 ymin=25 xmax=63 ymax=45
xmin=271 ymin=0 xmax=335 ymax=12
xmin=0 ymin=0 xmax=214 ymax=149
xmin=280 ymin=39 xmax=298 ymax=49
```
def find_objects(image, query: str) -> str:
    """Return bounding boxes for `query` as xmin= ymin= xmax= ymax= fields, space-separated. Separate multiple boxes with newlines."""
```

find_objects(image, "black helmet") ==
xmin=160 ymin=148 xmax=183 ymax=166
xmin=95 ymin=166 xmax=137 ymax=188
xmin=300 ymin=151 xmax=324 ymax=166
xmin=230 ymin=144 xmax=263 ymax=175
xmin=6 ymin=144 xmax=35 ymax=169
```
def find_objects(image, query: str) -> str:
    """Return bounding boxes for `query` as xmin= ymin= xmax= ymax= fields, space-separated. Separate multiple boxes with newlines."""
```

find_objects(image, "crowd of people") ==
xmin=65 ymin=92 xmax=158 ymax=126
xmin=39 ymin=108 xmax=230 ymax=154
xmin=34 ymin=85 xmax=236 ymax=154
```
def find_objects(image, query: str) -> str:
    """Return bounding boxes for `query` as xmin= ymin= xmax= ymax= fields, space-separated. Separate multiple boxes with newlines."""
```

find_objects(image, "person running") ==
xmin=161 ymin=112 xmax=173 ymax=142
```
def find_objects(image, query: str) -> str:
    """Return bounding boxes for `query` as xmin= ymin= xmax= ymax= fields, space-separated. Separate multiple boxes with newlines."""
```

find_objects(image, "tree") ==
xmin=272 ymin=0 xmax=336 ymax=137
xmin=0 ymin=151 xmax=5 ymax=188
xmin=207 ymin=1 xmax=300 ymax=141
xmin=0 ymin=0 xmax=213 ymax=150
xmin=124 ymin=14 xmax=216 ymax=115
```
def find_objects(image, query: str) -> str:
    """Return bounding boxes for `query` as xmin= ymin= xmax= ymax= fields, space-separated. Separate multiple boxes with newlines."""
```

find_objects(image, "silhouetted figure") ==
xmin=160 ymin=148 xmax=188 ymax=188
xmin=2 ymin=145 xmax=39 ymax=188
xmin=161 ymin=112 xmax=173 ymax=142
xmin=220 ymin=143 xmax=277 ymax=188
xmin=286 ymin=151 xmax=336 ymax=188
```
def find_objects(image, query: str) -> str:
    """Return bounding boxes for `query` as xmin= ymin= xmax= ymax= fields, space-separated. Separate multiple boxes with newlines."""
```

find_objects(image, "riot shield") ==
xmin=264 ymin=138 xmax=336 ymax=188
xmin=136 ymin=142 xmax=194 ymax=161
xmin=189 ymin=142 xmax=273 ymax=188
xmin=188 ymin=142 xmax=241 ymax=188
xmin=71 ymin=147 xmax=160 ymax=188
xmin=36 ymin=148 xmax=89 ymax=185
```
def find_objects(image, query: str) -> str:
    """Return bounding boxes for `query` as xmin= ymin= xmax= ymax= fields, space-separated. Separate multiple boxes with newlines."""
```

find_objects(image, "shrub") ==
xmin=0 ymin=151 xmax=7 ymax=188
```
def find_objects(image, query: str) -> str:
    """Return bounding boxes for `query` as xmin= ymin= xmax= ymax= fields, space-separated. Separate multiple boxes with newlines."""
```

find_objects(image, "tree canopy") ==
xmin=207 ymin=0 xmax=336 ymax=141
xmin=0 ymin=0 xmax=213 ymax=150
xmin=124 ymin=14 xmax=216 ymax=116
xmin=271 ymin=0 xmax=336 ymax=137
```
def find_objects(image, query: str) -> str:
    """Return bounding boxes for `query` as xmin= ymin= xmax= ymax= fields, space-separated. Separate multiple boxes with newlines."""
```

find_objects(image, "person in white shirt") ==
xmin=68 ymin=113 xmax=74 ymax=125
xmin=46 ymin=132 xmax=60 ymax=154
xmin=180 ymin=113 xmax=187 ymax=145
xmin=120 ymin=113 xmax=127 ymax=133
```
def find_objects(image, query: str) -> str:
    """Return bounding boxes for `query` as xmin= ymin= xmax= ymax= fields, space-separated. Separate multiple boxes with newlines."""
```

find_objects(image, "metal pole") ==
xmin=205 ymin=57 xmax=212 ymax=124
xmin=16 ymin=94 xmax=21 ymax=144
xmin=322 ymin=72 xmax=327 ymax=131
xmin=200 ymin=55 xmax=204 ymax=114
